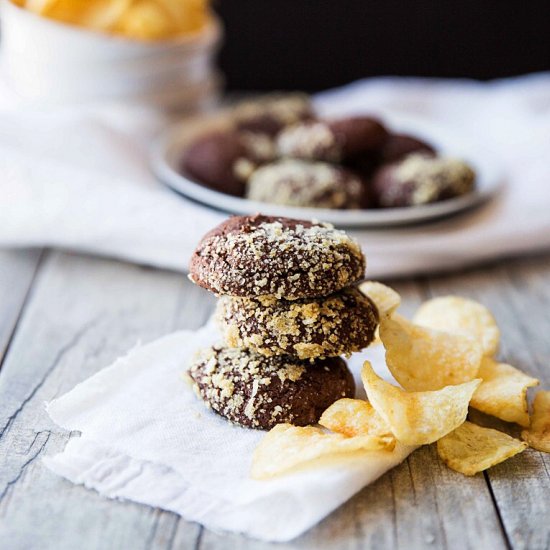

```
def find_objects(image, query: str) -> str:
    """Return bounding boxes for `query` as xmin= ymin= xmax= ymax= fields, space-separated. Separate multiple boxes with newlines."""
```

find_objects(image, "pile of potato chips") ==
xmin=252 ymin=282 xmax=549 ymax=479
xmin=13 ymin=0 xmax=209 ymax=40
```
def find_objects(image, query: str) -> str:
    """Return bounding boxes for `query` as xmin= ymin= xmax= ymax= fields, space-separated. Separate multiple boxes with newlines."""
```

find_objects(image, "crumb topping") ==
xmin=190 ymin=347 xmax=294 ymax=427
xmin=233 ymin=157 xmax=257 ymax=181
xmin=239 ymin=131 xmax=277 ymax=163
xmin=234 ymin=94 xmax=312 ymax=127
xmin=277 ymin=122 xmax=341 ymax=162
xmin=393 ymin=154 xmax=476 ymax=205
xmin=245 ymin=159 xmax=362 ymax=209
xmin=190 ymin=215 xmax=365 ymax=299
xmin=217 ymin=286 xmax=379 ymax=359
xmin=188 ymin=346 xmax=354 ymax=429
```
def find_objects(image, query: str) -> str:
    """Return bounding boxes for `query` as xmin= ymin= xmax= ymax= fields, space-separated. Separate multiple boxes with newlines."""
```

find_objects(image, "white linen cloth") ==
xmin=45 ymin=321 xmax=415 ymax=542
xmin=2 ymin=73 xmax=550 ymax=277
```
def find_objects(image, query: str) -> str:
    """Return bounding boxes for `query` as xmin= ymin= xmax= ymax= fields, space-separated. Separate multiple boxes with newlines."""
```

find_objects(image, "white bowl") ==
xmin=0 ymin=0 xmax=223 ymax=108
xmin=132 ymin=72 xmax=222 ymax=111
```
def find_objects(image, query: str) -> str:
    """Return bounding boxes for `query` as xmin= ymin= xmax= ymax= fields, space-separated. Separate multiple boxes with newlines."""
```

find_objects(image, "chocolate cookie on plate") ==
xmin=217 ymin=286 xmax=379 ymax=360
xmin=245 ymin=159 xmax=364 ymax=209
xmin=181 ymin=130 xmax=276 ymax=196
xmin=189 ymin=214 xmax=365 ymax=299
xmin=277 ymin=116 xmax=387 ymax=163
xmin=372 ymin=153 xmax=476 ymax=208
xmin=379 ymin=133 xmax=436 ymax=164
xmin=188 ymin=346 xmax=355 ymax=429
xmin=233 ymin=94 xmax=314 ymax=137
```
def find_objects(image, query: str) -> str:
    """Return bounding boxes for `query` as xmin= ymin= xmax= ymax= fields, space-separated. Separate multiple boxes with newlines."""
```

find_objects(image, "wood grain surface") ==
xmin=0 ymin=250 xmax=549 ymax=550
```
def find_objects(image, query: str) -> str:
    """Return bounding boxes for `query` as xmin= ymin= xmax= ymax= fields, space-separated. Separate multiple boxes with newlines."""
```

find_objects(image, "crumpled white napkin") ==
xmin=1 ymin=73 xmax=550 ymax=277
xmin=44 ymin=321 xmax=414 ymax=542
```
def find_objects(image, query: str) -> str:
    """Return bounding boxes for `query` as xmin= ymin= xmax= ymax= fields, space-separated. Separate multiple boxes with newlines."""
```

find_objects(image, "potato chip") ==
xmin=115 ymin=1 xmax=176 ymax=40
xmin=82 ymin=0 xmax=132 ymax=31
xmin=22 ymin=0 xmax=208 ymax=40
xmin=361 ymin=362 xmax=481 ymax=445
xmin=23 ymin=0 xmax=55 ymax=13
xmin=359 ymin=281 xmax=401 ymax=317
xmin=30 ymin=0 xmax=129 ymax=30
xmin=319 ymin=398 xmax=394 ymax=442
xmin=413 ymin=296 xmax=500 ymax=357
xmin=437 ymin=421 xmax=527 ymax=475
xmin=521 ymin=391 xmax=550 ymax=453
xmin=471 ymin=357 xmax=539 ymax=427
xmin=157 ymin=0 xmax=208 ymax=34
xmin=380 ymin=314 xmax=482 ymax=391
xmin=251 ymin=423 xmax=394 ymax=479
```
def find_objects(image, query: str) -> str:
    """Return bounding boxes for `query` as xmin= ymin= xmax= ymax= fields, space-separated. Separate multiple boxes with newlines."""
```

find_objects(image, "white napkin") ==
xmin=44 ymin=321 xmax=415 ymax=542
xmin=1 ymin=73 xmax=550 ymax=278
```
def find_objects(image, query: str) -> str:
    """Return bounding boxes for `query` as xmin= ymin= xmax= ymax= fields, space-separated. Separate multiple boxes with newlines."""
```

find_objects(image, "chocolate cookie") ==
xmin=329 ymin=116 xmax=388 ymax=158
xmin=181 ymin=130 xmax=276 ymax=197
xmin=380 ymin=133 xmax=436 ymax=164
xmin=217 ymin=286 xmax=379 ymax=359
xmin=234 ymin=94 xmax=314 ymax=136
xmin=189 ymin=214 xmax=365 ymax=299
xmin=277 ymin=116 xmax=387 ymax=162
xmin=245 ymin=159 xmax=364 ymax=209
xmin=372 ymin=154 xmax=476 ymax=208
xmin=188 ymin=346 xmax=355 ymax=429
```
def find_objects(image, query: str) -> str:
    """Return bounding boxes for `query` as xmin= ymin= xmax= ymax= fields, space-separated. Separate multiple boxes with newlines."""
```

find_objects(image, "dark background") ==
xmin=214 ymin=1 xmax=550 ymax=92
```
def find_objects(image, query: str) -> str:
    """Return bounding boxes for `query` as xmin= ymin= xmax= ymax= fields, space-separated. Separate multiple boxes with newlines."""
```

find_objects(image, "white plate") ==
xmin=150 ymin=112 xmax=503 ymax=228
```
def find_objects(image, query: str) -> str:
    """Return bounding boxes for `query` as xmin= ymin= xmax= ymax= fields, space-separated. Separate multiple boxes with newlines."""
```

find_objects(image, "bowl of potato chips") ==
xmin=2 ymin=0 xmax=222 ymax=108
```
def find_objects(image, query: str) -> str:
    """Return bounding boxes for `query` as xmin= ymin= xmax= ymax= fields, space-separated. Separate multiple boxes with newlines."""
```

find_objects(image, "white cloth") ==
xmin=45 ymin=321 xmax=414 ymax=542
xmin=2 ymin=73 xmax=550 ymax=277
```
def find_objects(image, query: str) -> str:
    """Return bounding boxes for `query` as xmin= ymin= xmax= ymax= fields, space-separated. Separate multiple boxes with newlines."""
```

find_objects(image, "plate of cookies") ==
xmin=151 ymin=94 xmax=503 ymax=227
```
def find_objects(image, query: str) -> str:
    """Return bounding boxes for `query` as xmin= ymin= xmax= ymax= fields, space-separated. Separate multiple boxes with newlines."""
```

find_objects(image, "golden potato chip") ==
xmin=157 ymin=0 xmax=208 ymax=34
xmin=380 ymin=314 xmax=482 ymax=391
xmin=361 ymin=362 xmax=481 ymax=445
xmin=22 ymin=0 xmax=208 ymax=40
xmin=82 ymin=0 xmax=132 ymax=31
xmin=30 ymin=0 xmax=129 ymax=30
xmin=319 ymin=398 xmax=394 ymax=442
xmin=437 ymin=421 xmax=527 ymax=475
xmin=471 ymin=357 xmax=539 ymax=427
xmin=115 ymin=1 xmax=176 ymax=40
xmin=23 ymin=0 xmax=53 ymax=13
xmin=521 ymin=390 xmax=550 ymax=453
xmin=359 ymin=281 xmax=401 ymax=317
xmin=26 ymin=0 xmax=77 ymax=18
xmin=251 ymin=423 xmax=394 ymax=479
xmin=413 ymin=296 xmax=500 ymax=357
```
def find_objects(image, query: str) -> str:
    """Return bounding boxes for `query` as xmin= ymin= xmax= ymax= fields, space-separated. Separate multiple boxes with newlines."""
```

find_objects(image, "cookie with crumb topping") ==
xmin=189 ymin=214 xmax=365 ymax=300
xmin=217 ymin=287 xmax=378 ymax=359
xmin=379 ymin=133 xmax=436 ymax=164
xmin=277 ymin=116 xmax=387 ymax=162
xmin=188 ymin=346 xmax=355 ymax=429
xmin=181 ymin=130 xmax=276 ymax=197
xmin=246 ymin=159 xmax=364 ymax=209
xmin=233 ymin=94 xmax=314 ymax=137
xmin=372 ymin=154 xmax=476 ymax=208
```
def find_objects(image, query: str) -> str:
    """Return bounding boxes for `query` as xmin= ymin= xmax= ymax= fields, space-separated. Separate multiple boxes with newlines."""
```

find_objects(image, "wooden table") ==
xmin=1 ymin=248 xmax=549 ymax=550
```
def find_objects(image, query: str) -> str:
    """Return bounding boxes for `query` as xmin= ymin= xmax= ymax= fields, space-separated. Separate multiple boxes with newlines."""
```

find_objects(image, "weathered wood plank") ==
xmin=199 ymin=279 xmax=508 ymax=550
xmin=0 ymin=249 xmax=42 ymax=366
xmin=423 ymin=256 xmax=550 ymax=550
xmin=0 ymin=251 xmax=213 ymax=550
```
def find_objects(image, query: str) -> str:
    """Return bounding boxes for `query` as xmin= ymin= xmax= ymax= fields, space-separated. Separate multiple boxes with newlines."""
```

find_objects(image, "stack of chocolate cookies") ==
xmin=187 ymin=214 xmax=379 ymax=430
